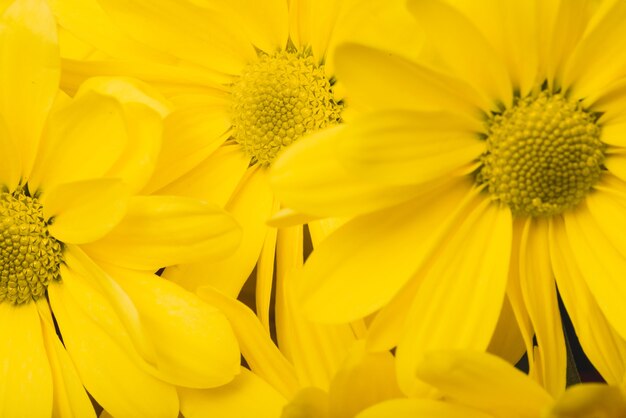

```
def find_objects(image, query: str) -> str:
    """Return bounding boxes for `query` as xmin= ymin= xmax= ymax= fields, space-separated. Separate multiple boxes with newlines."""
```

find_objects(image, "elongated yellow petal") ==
xmin=256 ymin=203 xmax=279 ymax=331
xmin=48 ymin=276 xmax=179 ymax=418
xmin=37 ymin=301 xmax=96 ymax=418
xmin=407 ymin=0 xmax=511 ymax=108
xmin=197 ymin=286 xmax=300 ymax=399
xmin=43 ymin=178 xmax=129 ymax=244
xmin=416 ymin=351 xmax=553 ymax=418
xmin=222 ymin=0 xmax=288 ymax=53
xmin=548 ymin=383 xmax=626 ymax=418
xmin=397 ymin=197 xmax=512 ymax=396
xmin=0 ymin=114 xmax=19 ymax=191
xmin=297 ymin=180 xmax=475 ymax=323
xmin=334 ymin=43 xmax=489 ymax=117
xmin=549 ymin=217 xmax=626 ymax=384
xmin=100 ymin=264 xmax=241 ymax=388
xmin=0 ymin=0 xmax=59 ymax=178
xmin=178 ymin=368 xmax=286 ymax=418
xmin=96 ymin=0 xmax=255 ymax=74
xmin=357 ymin=399 xmax=493 ymax=418
xmin=0 ymin=302 xmax=52 ymax=418
xmin=272 ymin=125 xmax=427 ymax=218
xmin=486 ymin=295 xmax=526 ymax=366
xmin=29 ymin=90 xmax=127 ymax=193
xmin=519 ymin=218 xmax=566 ymax=397
xmin=83 ymin=195 xmax=241 ymax=270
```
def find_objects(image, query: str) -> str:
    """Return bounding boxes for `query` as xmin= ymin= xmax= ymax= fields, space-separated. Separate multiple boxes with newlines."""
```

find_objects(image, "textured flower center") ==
xmin=231 ymin=49 xmax=342 ymax=166
xmin=478 ymin=92 xmax=605 ymax=217
xmin=0 ymin=190 xmax=63 ymax=304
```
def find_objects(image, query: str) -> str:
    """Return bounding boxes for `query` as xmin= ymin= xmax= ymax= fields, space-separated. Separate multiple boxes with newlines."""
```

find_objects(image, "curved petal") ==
xmin=220 ymin=0 xmax=288 ymax=53
xmin=178 ymin=368 xmax=286 ymax=418
xmin=357 ymin=399 xmax=493 ymax=418
xmin=271 ymin=124 xmax=431 ymax=218
xmin=37 ymin=301 xmax=96 ymax=418
xmin=96 ymin=0 xmax=255 ymax=74
xmin=48 ymin=272 xmax=179 ymax=418
xmin=99 ymin=264 xmax=241 ymax=388
xmin=396 ymin=197 xmax=512 ymax=396
xmin=0 ymin=0 xmax=60 ymax=178
xmin=29 ymin=90 xmax=128 ymax=193
xmin=0 ymin=302 xmax=52 ymax=418
xmin=165 ymin=167 xmax=273 ymax=296
xmin=548 ymin=383 xmax=626 ymax=418
xmin=550 ymin=216 xmax=626 ymax=384
xmin=486 ymin=295 xmax=526 ymax=366
xmin=0 ymin=114 xmax=20 ymax=191
xmin=296 ymin=179 xmax=475 ymax=323
xmin=407 ymin=0 xmax=512 ymax=107
xmin=518 ymin=217 xmax=566 ymax=397
xmin=43 ymin=178 xmax=130 ymax=244
xmin=83 ymin=195 xmax=241 ymax=270
xmin=334 ymin=42 xmax=490 ymax=117
xmin=415 ymin=351 xmax=552 ymax=417
xmin=336 ymin=110 xmax=484 ymax=186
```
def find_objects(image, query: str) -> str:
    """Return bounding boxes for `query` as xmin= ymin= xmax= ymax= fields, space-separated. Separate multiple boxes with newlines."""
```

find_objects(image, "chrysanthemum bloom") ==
xmin=50 ymin=0 xmax=421 ymax=328
xmin=272 ymin=0 xmax=626 ymax=396
xmin=0 ymin=1 xmax=243 ymax=416
xmin=358 ymin=351 xmax=626 ymax=418
xmin=171 ymin=283 xmax=403 ymax=418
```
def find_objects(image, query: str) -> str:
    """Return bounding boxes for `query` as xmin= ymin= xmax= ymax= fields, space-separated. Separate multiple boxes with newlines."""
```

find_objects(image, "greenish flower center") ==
xmin=231 ymin=49 xmax=342 ymax=166
xmin=0 ymin=190 xmax=63 ymax=304
xmin=478 ymin=91 xmax=605 ymax=217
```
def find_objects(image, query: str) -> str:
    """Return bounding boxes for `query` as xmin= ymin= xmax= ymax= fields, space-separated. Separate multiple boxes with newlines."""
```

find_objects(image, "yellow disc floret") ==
xmin=231 ymin=49 xmax=342 ymax=166
xmin=0 ymin=190 xmax=63 ymax=304
xmin=478 ymin=91 xmax=605 ymax=217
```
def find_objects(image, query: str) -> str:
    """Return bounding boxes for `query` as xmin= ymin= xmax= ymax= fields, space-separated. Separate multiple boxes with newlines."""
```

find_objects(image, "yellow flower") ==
xmin=271 ymin=0 xmax=626 ymax=397
xmin=50 ymin=0 xmax=421 ymax=327
xmin=357 ymin=351 xmax=626 ymax=418
xmin=0 ymin=0 xmax=242 ymax=416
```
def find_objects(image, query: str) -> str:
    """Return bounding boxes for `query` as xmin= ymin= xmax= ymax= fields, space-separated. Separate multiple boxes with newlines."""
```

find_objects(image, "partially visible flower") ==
xmin=358 ymin=351 xmax=626 ymax=418
xmin=0 ymin=0 xmax=242 ymax=416
xmin=271 ymin=0 xmax=626 ymax=396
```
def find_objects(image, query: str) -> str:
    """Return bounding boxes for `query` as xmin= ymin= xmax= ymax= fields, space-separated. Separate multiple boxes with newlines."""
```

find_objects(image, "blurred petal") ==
xmin=83 ymin=195 xmax=241 ymax=270
xmin=548 ymin=384 xmax=626 ymax=418
xmin=357 ymin=399 xmax=493 ymax=418
xmin=0 ymin=114 xmax=19 ymax=191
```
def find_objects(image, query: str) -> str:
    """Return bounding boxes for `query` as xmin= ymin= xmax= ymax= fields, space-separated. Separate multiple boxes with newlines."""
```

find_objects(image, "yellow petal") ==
xmin=282 ymin=387 xmax=329 ymax=418
xmin=396 ymin=197 xmax=512 ymax=396
xmin=336 ymin=110 xmax=484 ymax=186
xmin=83 ymin=195 xmax=241 ymax=270
xmin=37 ymin=301 xmax=96 ymax=418
xmin=96 ymin=0 xmax=255 ymax=74
xmin=29 ymin=90 xmax=127 ymax=193
xmin=0 ymin=302 xmax=52 ymax=418
xmin=0 ymin=114 xmax=20 ymax=190
xmin=297 ymin=179 xmax=474 ymax=323
xmin=100 ymin=264 xmax=241 ymax=388
xmin=0 ymin=0 xmax=59 ymax=178
xmin=197 ymin=286 xmax=300 ymax=399
xmin=43 ymin=178 xmax=129 ymax=244
xmin=178 ymin=368 xmax=286 ymax=418
xmin=48 ymin=272 xmax=179 ymax=418
xmin=221 ymin=0 xmax=288 ymax=53
xmin=416 ymin=351 xmax=553 ymax=417
xmin=601 ymin=121 xmax=626 ymax=147
xmin=487 ymin=295 xmax=526 ymax=366
xmin=549 ymin=216 xmax=626 ymax=384
xmin=548 ymin=383 xmax=626 ymax=418
xmin=272 ymin=124 xmax=439 ymax=218
xmin=356 ymin=399 xmax=493 ymax=418
xmin=153 ymin=144 xmax=249 ymax=207
xmin=519 ymin=218 xmax=566 ymax=397
xmin=563 ymin=191 xmax=626 ymax=340
xmin=143 ymin=105 xmax=233 ymax=194
xmin=334 ymin=42 xmax=489 ymax=117
xmin=256 ymin=205 xmax=279 ymax=331
xmin=407 ymin=0 xmax=511 ymax=108
xmin=327 ymin=343 xmax=403 ymax=418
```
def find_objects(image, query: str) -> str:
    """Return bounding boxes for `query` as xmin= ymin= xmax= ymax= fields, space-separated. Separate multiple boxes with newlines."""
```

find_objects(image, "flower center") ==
xmin=0 ymin=190 xmax=63 ymax=304
xmin=231 ymin=49 xmax=342 ymax=166
xmin=477 ymin=91 xmax=605 ymax=217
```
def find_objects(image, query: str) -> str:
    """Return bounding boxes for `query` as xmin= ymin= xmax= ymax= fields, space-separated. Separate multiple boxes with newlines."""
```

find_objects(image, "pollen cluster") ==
xmin=478 ymin=91 xmax=605 ymax=217
xmin=0 ymin=190 xmax=63 ymax=304
xmin=231 ymin=50 xmax=342 ymax=166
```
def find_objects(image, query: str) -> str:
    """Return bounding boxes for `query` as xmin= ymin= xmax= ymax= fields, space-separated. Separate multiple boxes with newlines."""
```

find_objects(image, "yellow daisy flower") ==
xmin=0 ymin=1 xmax=242 ymax=416
xmin=271 ymin=0 xmax=626 ymax=396
xmin=49 ymin=0 xmax=421 ymax=328
xmin=358 ymin=350 xmax=626 ymax=418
